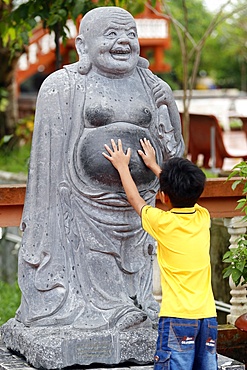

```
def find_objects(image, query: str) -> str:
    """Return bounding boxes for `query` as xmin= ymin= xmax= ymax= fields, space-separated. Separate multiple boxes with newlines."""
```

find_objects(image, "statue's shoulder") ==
xmin=38 ymin=68 xmax=68 ymax=94
xmin=136 ymin=64 xmax=160 ymax=87
xmin=38 ymin=63 xmax=82 ymax=96
xmin=63 ymin=62 xmax=80 ymax=75
xmin=42 ymin=62 xmax=80 ymax=83
xmin=140 ymin=65 xmax=172 ymax=92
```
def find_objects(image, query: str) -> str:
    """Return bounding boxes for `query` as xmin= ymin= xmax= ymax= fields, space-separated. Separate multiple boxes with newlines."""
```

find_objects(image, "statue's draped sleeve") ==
xmin=139 ymin=68 xmax=184 ymax=159
xmin=17 ymin=66 xmax=80 ymax=324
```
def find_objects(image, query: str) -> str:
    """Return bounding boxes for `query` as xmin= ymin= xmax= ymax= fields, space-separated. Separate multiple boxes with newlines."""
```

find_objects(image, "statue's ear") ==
xmin=75 ymin=35 xmax=86 ymax=59
xmin=137 ymin=56 xmax=149 ymax=69
xmin=75 ymin=35 xmax=91 ymax=75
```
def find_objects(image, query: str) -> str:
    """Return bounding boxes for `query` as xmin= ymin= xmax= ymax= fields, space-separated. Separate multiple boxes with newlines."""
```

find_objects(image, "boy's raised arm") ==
xmin=102 ymin=139 xmax=146 ymax=216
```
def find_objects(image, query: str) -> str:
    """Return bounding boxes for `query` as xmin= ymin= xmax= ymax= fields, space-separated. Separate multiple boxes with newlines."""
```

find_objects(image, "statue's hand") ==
xmin=152 ymin=82 xmax=169 ymax=108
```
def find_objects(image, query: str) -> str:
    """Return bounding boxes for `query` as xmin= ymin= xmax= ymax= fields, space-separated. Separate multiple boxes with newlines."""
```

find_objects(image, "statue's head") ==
xmin=76 ymin=7 xmax=141 ymax=77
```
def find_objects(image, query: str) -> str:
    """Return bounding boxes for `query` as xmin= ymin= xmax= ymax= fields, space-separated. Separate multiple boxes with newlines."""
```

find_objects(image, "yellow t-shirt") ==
xmin=141 ymin=203 xmax=216 ymax=319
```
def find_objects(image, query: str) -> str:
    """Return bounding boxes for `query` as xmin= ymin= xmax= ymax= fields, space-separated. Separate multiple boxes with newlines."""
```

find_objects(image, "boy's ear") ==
xmin=159 ymin=191 xmax=166 ymax=204
xmin=160 ymin=191 xmax=170 ymax=205
xmin=164 ymin=193 xmax=170 ymax=204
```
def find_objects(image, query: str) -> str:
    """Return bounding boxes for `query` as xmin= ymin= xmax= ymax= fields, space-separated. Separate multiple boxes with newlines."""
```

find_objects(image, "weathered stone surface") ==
xmin=1 ymin=319 xmax=156 ymax=369
xmin=14 ymin=5 xmax=184 ymax=333
xmin=0 ymin=331 xmax=245 ymax=370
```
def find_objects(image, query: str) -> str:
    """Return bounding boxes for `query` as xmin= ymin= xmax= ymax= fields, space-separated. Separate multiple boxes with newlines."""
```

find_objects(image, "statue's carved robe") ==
xmin=16 ymin=62 xmax=184 ymax=329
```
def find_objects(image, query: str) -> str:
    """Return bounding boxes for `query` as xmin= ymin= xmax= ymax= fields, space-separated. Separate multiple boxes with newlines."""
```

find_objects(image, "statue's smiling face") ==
xmin=84 ymin=10 xmax=140 ymax=76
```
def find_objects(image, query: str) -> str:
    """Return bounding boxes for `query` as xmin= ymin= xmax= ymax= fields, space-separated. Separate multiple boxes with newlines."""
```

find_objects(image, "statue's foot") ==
xmin=111 ymin=305 xmax=152 ymax=331
xmin=73 ymin=309 xmax=108 ymax=330
xmin=73 ymin=305 xmax=153 ymax=332
xmin=145 ymin=304 xmax=159 ymax=330
xmin=116 ymin=311 xmax=148 ymax=330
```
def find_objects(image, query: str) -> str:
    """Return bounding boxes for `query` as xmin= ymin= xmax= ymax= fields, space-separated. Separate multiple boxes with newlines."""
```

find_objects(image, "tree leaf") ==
xmin=222 ymin=267 xmax=233 ymax=279
xmin=231 ymin=179 xmax=242 ymax=190
xmin=231 ymin=268 xmax=243 ymax=285
xmin=236 ymin=260 xmax=246 ymax=272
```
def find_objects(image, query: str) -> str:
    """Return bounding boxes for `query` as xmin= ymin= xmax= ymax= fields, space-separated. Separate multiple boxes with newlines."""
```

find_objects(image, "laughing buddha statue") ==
xmin=16 ymin=6 xmax=184 ymax=331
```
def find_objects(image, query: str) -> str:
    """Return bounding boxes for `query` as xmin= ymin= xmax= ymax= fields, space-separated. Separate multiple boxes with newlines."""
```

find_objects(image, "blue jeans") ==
xmin=154 ymin=317 xmax=218 ymax=370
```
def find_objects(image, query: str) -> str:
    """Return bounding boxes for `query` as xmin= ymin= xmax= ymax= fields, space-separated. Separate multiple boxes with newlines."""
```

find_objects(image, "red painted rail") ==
xmin=0 ymin=178 xmax=244 ymax=227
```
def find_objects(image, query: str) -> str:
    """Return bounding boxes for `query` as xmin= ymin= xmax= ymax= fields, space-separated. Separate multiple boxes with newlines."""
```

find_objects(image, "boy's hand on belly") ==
xmin=103 ymin=139 xmax=131 ymax=172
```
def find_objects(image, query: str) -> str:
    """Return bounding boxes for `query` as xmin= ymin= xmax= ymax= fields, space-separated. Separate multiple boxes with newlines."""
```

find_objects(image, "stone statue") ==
xmin=1 ymin=6 xmax=184 ymax=368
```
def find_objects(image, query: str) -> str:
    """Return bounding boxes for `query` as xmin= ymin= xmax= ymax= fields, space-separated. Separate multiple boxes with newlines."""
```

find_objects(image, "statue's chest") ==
xmin=83 ymin=76 xmax=154 ymax=128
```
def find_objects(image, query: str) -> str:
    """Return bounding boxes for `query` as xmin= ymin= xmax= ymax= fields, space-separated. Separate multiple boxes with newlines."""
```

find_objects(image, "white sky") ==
xmin=203 ymin=0 xmax=235 ymax=12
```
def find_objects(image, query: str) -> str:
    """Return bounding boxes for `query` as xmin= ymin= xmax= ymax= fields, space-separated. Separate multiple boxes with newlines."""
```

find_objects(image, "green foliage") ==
xmin=229 ymin=118 xmax=243 ymax=130
xmin=0 ymin=142 xmax=31 ymax=174
xmin=222 ymin=161 xmax=247 ymax=286
xmin=168 ymin=0 xmax=213 ymax=42
xmin=15 ymin=115 xmax=34 ymax=145
xmin=0 ymin=135 xmax=13 ymax=148
xmin=0 ymin=88 xmax=9 ymax=113
xmin=0 ymin=113 xmax=34 ymax=173
xmin=164 ymin=0 xmax=214 ymax=86
xmin=201 ymin=168 xmax=218 ymax=179
xmin=202 ymin=6 xmax=247 ymax=90
xmin=1 ymin=0 xmax=91 ymax=52
xmin=161 ymin=0 xmax=247 ymax=91
xmin=222 ymin=243 xmax=247 ymax=287
xmin=0 ymin=280 xmax=21 ymax=326
xmin=1 ymin=0 xmax=149 ymax=55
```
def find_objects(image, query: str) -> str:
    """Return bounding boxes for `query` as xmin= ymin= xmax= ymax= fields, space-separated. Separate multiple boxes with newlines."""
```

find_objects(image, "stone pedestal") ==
xmin=0 ymin=329 xmax=245 ymax=370
xmin=1 ymin=319 xmax=157 ymax=369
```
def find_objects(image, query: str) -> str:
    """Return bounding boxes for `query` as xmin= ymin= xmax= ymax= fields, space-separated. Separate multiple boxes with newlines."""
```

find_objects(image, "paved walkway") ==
xmin=0 ymin=335 xmax=245 ymax=370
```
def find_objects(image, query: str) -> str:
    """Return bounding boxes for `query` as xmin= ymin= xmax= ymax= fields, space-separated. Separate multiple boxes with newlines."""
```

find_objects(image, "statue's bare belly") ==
xmin=74 ymin=122 xmax=157 ymax=191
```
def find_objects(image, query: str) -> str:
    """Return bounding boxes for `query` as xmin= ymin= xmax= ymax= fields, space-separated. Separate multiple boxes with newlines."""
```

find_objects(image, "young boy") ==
xmin=103 ymin=138 xmax=217 ymax=370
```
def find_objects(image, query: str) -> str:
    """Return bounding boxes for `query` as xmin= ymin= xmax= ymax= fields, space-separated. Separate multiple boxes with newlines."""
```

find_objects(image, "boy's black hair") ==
xmin=159 ymin=157 xmax=206 ymax=208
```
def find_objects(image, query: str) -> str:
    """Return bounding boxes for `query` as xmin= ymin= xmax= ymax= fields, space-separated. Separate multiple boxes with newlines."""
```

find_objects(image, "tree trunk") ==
xmin=0 ymin=43 xmax=20 ymax=138
xmin=182 ymin=92 xmax=190 ymax=157
xmin=0 ymin=0 xmax=21 ymax=138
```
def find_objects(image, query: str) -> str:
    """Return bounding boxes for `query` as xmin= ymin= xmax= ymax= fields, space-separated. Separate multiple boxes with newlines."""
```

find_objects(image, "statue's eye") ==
xmin=128 ymin=31 xmax=136 ymax=39
xmin=105 ymin=30 xmax=117 ymax=37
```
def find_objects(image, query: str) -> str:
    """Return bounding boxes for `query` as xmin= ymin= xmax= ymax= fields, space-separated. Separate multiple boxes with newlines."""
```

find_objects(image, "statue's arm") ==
xmin=152 ymin=77 xmax=182 ymax=135
xmin=21 ymin=69 xmax=71 ymax=262
xmin=140 ymin=68 xmax=184 ymax=158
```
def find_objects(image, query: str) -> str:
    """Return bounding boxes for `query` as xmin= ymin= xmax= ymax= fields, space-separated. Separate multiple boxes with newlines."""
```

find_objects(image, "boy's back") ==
xmin=142 ymin=203 xmax=216 ymax=319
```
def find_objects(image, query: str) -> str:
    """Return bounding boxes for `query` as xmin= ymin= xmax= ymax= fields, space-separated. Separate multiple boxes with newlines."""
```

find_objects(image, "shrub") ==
xmin=0 ymin=280 xmax=21 ymax=326
xmin=222 ymin=161 xmax=247 ymax=286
